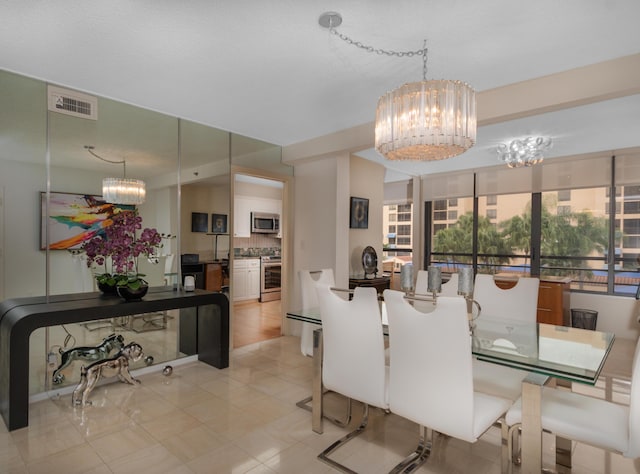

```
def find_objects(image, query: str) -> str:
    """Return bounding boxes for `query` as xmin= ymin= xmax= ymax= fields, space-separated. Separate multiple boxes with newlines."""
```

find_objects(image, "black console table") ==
xmin=0 ymin=288 xmax=229 ymax=431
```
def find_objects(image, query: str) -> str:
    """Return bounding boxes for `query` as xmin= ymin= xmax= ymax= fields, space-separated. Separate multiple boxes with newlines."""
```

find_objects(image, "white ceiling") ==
xmin=1 ymin=0 xmax=639 ymax=178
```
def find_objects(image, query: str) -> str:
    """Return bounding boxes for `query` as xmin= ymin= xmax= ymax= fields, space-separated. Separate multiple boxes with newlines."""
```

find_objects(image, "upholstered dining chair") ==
xmin=316 ymin=284 xmax=389 ymax=472
xmin=505 ymin=336 xmax=640 ymax=467
xmin=296 ymin=269 xmax=336 ymax=414
xmin=473 ymin=273 xmax=540 ymax=323
xmin=472 ymin=273 xmax=539 ymax=401
xmin=383 ymin=289 xmax=512 ymax=473
xmin=415 ymin=270 xmax=460 ymax=297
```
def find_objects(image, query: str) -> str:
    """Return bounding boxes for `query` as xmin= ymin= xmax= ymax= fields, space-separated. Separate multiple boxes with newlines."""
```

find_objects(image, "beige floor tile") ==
xmin=233 ymin=426 xmax=297 ymax=463
xmin=187 ymin=443 xmax=261 ymax=474
xmin=25 ymin=443 xmax=106 ymax=474
xmin=262 ymin=442 xmax=333 ymax=474
xmin=88 ymin=424 xmax=157 ymax=462
xmin=160 ymin=424 xmax=228 ymax=463
xmin=106 ymin=443 xmax=186 ymax=474
xmin=140 ymin=409 xmax=201 ymax=441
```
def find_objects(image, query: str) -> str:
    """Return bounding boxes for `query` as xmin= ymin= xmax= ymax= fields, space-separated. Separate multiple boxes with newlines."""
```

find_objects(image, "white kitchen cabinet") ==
xmin=233 ymin=258 xmax=260 ymax=301
xmin=233 ymin=197 xmax=252 ymax=238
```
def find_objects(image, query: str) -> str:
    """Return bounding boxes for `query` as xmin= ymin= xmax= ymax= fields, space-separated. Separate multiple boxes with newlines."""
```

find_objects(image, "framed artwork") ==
xmin=211 ymin=213 xmax=228 ymax=234
xmin=40 ymin=192 xmax=134 ymax=250
xmin=350 ymin=196 xmax=369 ymax=229
xmin=191 ymin=212 xmax=208 ymax=233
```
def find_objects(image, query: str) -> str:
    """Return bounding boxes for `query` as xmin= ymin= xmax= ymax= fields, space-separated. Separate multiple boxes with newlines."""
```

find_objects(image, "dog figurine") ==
xmin=53 ymin=333 xmax=125 ymax=385
xmin=72 ymin=342 xmax=144 ymax=406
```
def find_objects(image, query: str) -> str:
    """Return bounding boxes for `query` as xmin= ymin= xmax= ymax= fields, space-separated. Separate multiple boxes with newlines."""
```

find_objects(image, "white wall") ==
xmin=349 ymin=155 xmax=385 ymax=278
xmin=571 ymin=292 xmax=640 ymax=340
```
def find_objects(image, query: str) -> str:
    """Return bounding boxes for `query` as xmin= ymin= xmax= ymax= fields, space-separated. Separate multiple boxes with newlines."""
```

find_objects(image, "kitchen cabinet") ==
xmin=234 ymin=197 xmax=252 ymax=238
xmin=233 ymin=258 xmax=260 ymax=301
xmin=493 ymin=275 xmax=571 ymax=325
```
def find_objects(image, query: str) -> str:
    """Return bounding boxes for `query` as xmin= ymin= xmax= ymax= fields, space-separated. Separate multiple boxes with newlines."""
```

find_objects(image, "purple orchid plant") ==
xmin=82 ymin=209 xmax=164 ymax=290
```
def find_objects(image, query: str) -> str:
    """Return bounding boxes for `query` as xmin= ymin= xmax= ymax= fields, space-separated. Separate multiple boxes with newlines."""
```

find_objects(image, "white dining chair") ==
xmin=471 ymin=273 xmax=538 ymax=402
xmin=415 ymin=270 xmax=460 ymax=297
xmin=473 ymin=273 xmax=540 ymax=323
xmin=299 ymin=269 xmax=335 ymax=357
xmin=505 ymin=336 xmax=640 ymax=466
xmin=296 ymin=269 xmax=336 ymax=414
xmin=383 ymin=289 xmax=512 ymax=473
xmin=316 ymin=284 xmax=389 ymax=472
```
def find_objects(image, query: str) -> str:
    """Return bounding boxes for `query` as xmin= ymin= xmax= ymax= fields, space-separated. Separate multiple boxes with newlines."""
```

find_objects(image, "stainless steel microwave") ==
xmin=251 ymin=212 xmax=280 ymax=234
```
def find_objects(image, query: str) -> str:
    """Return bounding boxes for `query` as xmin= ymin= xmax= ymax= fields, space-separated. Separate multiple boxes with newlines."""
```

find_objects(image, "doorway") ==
xmin=232 ymin=173 xmax=286 ymax=348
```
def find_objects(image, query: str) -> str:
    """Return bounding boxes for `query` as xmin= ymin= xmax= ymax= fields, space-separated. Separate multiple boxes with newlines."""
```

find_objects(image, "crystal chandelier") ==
xmin=319 ymin=12 xmax=476 ymax=161
xmin=85 ymin=146 xmax=146 ymax=205
xmin=497 ymin=137 xmax=552 ymax=168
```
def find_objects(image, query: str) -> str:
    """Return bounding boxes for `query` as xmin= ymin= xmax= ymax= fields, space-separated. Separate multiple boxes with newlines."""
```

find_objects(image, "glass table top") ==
xmin=286 ymin=308 xmax=615 ymax=385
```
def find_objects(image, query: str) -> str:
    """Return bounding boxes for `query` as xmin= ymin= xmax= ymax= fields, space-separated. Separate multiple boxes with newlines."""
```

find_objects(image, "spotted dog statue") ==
xmin=53 ymin=333 xmax=125 ymax=385
xmin=72 ymin=342 xmax=144 ymax=406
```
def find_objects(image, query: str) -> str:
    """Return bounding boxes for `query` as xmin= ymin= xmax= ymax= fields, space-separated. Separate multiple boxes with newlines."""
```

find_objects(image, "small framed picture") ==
xmin=191 ymin=212 xmax=208 ymax=233
xmin=350 ymin=196 xmax=369 ymax=229
xmin=211 ymin=213 xmax=228 ymax=234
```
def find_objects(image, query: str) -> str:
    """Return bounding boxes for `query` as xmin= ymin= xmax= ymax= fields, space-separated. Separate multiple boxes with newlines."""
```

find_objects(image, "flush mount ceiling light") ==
xmin=497 ymin=137 xmax=552 ymax=168
xmin=85 ymin=145 xmax=146 ymax=205
xmin=319 ymin=12 xmax=476 ymax=161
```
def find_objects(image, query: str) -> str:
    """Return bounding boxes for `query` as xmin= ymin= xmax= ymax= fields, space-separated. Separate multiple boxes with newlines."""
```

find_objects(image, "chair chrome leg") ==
xmin=388 ymin=425 xmax=433 ymax=473
xmin=318 ymin=404 xmax=370 ymax=473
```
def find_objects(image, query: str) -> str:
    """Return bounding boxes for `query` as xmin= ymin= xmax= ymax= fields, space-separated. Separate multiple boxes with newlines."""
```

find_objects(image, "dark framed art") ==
xmin=350 ymin=196 xmax=369 ymax=229
xmin=40 ymin=191 xmax=134 ymax=250
xmin=191 ymin=212 xmax=208 ymax=233
xmin=211 ymin=213 xmax=228 ymax=234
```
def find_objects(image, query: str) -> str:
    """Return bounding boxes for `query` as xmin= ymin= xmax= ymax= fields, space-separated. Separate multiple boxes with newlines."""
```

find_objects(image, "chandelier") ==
xmin=319 ymin=12 xmax=476 ymax=161
xmin=85 ymin=146 xmax=146 ymax=205
xmin=497 ymin=137 xmax=552 ymax=168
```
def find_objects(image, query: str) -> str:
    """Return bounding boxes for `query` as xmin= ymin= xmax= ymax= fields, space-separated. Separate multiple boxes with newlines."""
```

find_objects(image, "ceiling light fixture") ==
xmin=497 ymin=137 xmax=552 ymax=168
xmin=319 ymin=12 xmax=476 ymax=161
xmin=85 ymin=145 xmax=146 ymax=205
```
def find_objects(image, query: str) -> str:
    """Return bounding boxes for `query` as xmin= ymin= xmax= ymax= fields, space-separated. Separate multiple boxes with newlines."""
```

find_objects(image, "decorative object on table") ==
xmin=497 ymin=136 xmax=552 ymax=168
xmin=400 ymin=263 xmax=414 ymax=294
xmin=427 ymin=266 xmax=442 ymax=294
xmin=72 ymin=342 xmax=144 ymax=406
xmin=85 ymin=145 xmax=146 ymax=205
xmin=349 ymin=196 xmax=369 ymax=229
xmin=362 ymin=246 xmax=378 ymax=278
xmin=144 ymin=355 xmax=154 ymax=366
xmin=211 ymin=213 xmax=228 ymax=234
xmin=191 ymin=212 xmax=208 ymax=233
xmin=52 ymin=333 xmax=125 ymax=385
xmin=319 ymin=12 xmax=476 ymax=162
xmin=40 ymin=191 xmax=134 ymax=250
xmin=81 ymin=208 xmax=166 ymax=298
xmin=162 ymin=365 xmax=173 ymax=376
xmin=457 ymin=267 xmax=481 ymax=327
xmin=184 ymin=275 xmax=196 ymax=292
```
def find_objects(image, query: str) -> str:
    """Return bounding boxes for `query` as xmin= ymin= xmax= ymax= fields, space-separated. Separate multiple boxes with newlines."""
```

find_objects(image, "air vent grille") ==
xmin=47 ymin=85 xmax=98 ymax=120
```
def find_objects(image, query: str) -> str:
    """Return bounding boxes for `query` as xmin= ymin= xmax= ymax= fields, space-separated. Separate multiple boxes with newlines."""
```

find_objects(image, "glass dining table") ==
xmin=286 ymin=305 xmax=616 ymax=474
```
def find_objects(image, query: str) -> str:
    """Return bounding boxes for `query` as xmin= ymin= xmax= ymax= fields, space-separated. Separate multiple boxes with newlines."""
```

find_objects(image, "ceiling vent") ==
xmin=47 ymin=85 xmax=98 ymax=120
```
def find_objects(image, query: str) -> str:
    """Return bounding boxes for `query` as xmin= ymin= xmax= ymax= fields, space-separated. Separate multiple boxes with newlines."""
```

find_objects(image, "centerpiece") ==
xmin=82 ymin=209 xmax=164 ymax=300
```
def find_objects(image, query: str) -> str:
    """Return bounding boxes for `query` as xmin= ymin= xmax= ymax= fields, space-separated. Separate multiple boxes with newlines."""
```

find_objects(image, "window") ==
xmin=397 ymin=225 xmax=411 ymax=236
xmin=388 ymin=225 xmax=396 ymax=234
xmin=486 ymin=209 xmax=497 ymax=220
xmin=448 ymin=198 xmax=458 ymax=206
xmin=624 ymin=201 xmax=640 ymax=214
xmin=558 ymin=190 xmax=571 ymax=201
xmin=557 ymin=205 xmax=571 ymax=215
xmin=434 ymin=211 xmax=447 ymax=220
xmin=486 ymin=195 xmax=497 ymax=205
xmin=434 ymin=200 xmax=447 ymax=211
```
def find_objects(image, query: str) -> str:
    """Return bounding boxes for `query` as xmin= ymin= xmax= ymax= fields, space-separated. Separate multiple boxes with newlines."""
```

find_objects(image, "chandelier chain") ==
xmin=328 ymin=27 xmax=428 ymax=79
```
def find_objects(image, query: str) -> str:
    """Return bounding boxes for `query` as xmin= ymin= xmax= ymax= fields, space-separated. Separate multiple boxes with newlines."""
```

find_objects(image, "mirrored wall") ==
xmin=0 ymin=68 xmax=288 ymax=394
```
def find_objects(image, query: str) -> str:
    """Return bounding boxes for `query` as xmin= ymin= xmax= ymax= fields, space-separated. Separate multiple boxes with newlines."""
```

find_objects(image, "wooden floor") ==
xmin=233 ymin=299 xmax=282 ymax=348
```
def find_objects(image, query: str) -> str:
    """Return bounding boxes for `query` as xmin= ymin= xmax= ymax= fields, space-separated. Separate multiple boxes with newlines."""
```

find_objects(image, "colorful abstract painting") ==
xmin=40 ymin=192 xmax=134 ymax=250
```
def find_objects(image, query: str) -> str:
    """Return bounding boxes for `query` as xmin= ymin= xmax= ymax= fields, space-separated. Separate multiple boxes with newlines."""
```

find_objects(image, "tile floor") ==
xmin=3 ymin=335 xmax=640 ymax=473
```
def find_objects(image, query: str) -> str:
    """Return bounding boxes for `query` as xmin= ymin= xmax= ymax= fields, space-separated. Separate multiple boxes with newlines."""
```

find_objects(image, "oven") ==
xmin=260 ymin=256 xmax=281 ymax=302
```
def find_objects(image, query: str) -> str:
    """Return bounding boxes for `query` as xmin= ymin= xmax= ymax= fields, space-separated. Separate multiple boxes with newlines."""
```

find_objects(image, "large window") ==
xmin=425 ymin=154 xmax=640 ymax=296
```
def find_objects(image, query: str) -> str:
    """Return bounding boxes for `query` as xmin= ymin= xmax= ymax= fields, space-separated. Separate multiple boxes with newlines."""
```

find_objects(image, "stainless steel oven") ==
xmin=260 ymin=256 xmax=281 ymax=302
